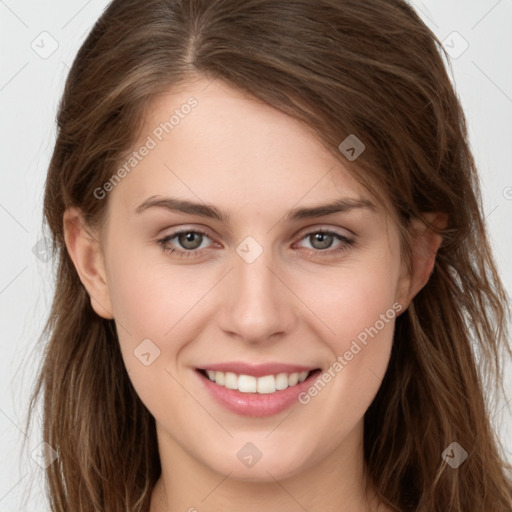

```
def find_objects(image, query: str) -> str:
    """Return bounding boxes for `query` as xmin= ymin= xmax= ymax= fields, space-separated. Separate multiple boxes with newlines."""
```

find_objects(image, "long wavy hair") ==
xmin=25 ymin=0 xmax=512 ymax=510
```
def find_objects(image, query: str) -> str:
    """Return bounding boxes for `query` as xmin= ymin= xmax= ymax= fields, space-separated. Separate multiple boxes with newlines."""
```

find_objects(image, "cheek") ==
xmin=106 ymin=242 xmax=212 ymax=339
xmin=292 ymin=252 xmax=400 ymax=426
xmin=105 ymin=254 xmax=203 ymax=414
xmin=104 ymin=244 xmax=225 ymax=400
xmin=297 ymin=251 xmax=401 ymax=349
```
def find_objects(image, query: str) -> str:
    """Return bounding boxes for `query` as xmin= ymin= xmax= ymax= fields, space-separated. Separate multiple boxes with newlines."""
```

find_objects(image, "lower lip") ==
xmin=195 ymin=369 xmax=322 ymax=417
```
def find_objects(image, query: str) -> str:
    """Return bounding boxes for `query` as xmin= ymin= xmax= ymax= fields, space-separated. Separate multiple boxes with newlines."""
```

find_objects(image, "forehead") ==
xmin=109 ymin=77 xmax=381 ymax=222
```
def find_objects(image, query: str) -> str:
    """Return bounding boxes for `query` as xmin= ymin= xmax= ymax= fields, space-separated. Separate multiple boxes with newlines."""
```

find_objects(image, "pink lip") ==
xmin=198 ymin=361 xmax=317 ymax=377
xmin=195 ymin=368 xmax=322 ymax=417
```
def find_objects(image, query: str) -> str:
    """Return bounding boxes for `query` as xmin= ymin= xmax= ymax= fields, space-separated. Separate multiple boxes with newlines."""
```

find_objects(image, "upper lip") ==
xmin=197 ymin=361 xmax=319 ymax=377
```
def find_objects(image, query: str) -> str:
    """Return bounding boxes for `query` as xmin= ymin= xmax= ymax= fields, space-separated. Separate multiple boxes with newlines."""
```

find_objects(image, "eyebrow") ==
xmin=134 ymin=195 xmax=376 ymax=223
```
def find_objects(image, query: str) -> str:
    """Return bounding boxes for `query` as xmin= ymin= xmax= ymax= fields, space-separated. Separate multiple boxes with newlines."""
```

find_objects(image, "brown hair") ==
xmin=25 ymin=0 xmax=512 ymax=510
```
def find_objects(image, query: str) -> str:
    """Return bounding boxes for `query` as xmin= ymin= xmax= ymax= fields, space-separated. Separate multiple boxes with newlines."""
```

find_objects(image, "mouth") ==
xmin=196 ymin=368 xmax=321 ymax=394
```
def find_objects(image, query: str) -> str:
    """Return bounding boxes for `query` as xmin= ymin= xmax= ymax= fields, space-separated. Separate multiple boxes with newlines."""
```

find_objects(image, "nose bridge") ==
xmin=218 ymin=242 xmax=295 ymax=342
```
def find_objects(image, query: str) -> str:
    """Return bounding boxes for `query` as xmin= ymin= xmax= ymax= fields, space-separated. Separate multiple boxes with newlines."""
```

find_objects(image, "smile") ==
xmin=195 ymin=364 xmax=322 ymax=417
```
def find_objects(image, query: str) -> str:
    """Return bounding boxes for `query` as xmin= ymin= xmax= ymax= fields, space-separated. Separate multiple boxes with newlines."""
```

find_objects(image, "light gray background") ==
xmin=1 ymin=0 xmax=511 ymax=509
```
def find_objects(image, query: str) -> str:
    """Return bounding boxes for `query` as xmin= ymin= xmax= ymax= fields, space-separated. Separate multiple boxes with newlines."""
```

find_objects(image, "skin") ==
xmin=64 ymin=77 xmax=444 ymax=511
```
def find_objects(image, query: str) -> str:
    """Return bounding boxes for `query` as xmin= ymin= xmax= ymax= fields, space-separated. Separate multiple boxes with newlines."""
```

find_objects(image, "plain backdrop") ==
xmin=1 ymin=0 xmax=511 ymax=509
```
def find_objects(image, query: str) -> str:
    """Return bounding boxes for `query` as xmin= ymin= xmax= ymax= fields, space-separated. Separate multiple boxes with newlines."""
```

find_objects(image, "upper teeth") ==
xmin=205 ymin=370 xmax=310 ymax=394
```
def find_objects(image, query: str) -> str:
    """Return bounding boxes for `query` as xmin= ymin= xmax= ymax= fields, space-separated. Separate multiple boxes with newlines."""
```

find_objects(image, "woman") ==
xmin=26 ymin=0 xmax=512 ymax=510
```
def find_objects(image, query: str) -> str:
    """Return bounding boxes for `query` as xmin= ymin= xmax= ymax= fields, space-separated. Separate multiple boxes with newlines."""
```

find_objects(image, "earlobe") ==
xmin=396 ymin=212 xmax=448 ymax=310
xmin=63 ymin=207 xmax=114 ymax=319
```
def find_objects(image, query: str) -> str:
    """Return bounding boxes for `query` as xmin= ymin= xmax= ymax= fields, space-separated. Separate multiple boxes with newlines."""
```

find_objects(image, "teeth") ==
xmin=203 ymin=370 xmax=311 ymax=394
xmin=224 ymin=372 xmax=238 ymax=390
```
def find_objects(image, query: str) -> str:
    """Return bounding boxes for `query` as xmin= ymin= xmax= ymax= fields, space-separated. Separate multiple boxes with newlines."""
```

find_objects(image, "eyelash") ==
xmin=157 ymin=227 xmax=355 ymax=260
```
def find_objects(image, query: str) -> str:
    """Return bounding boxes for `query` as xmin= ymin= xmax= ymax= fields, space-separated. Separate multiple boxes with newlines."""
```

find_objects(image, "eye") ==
xmin=157 ymin=227 xmax=355 ymax=260
xmin=295 ymin=229 xmax=355 ymax=256
xmin=157 ymin=228 xmax=218 ymax=259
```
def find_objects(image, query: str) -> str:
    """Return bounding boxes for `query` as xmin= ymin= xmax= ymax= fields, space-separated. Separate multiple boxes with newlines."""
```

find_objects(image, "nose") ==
xmin=217 ymin=248 xmax=298 ymax=344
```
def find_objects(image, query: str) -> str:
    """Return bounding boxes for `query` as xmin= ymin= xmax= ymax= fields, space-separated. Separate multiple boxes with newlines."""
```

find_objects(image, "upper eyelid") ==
xmin=295 ymin=224 xmax=354 ymax=239
xmin=158 ymin=225 xmax=220 ymax=241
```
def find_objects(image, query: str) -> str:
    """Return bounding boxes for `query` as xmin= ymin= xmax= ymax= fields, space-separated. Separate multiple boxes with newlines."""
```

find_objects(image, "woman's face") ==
xmin=91 ymin=77 xmax=413 ymax=482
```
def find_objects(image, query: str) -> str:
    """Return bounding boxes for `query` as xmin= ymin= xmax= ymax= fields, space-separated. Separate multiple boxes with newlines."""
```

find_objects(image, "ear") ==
xmin=395 ymin=212 xmax=448 ymax=311
xmin=63 ymin=206 xmax=114 ymax=319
